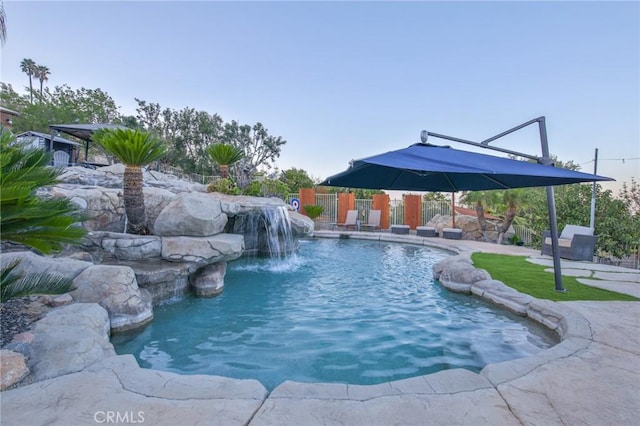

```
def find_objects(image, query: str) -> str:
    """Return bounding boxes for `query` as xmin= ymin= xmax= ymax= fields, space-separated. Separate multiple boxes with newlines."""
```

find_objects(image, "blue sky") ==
xmin=2 ymin=1 xmax=638 ymax=194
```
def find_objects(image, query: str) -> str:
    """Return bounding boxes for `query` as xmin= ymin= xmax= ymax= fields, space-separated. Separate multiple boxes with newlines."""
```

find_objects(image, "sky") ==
xmin=1 ymin=1 xmax=638 ymax=196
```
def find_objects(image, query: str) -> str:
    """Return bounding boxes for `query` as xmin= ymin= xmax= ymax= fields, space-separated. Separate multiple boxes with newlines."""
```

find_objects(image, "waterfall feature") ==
xmin=230 ymin=205 xmax=298 ymax=260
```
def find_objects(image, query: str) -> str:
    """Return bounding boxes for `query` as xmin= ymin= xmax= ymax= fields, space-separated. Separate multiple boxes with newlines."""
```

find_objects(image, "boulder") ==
xmin=71 ymin=265 xmax=153 ymax=332
xmin=190 ymin=261 xmax=227 ymax=297
xmin=433 ymin=255 xmax=473 ymax=280
xmin=0 ymin=350 xmax=29 ymax=390
xmin=87 ymin=231 xmax=162 ymax=260
xmin=162 ymin=234 xmax=244 ymax=264
xmin=289 ymin=211 xmax=314 ymax=238
xmin=142 ymin=187 xmax=176 ymax=233
xmin=51 ymin=185 xmax=125 ymax=232
xmin=5 ymin=303 xmax=115 ymax=382
xmin=438 ymin=261 xmax=491 ymax=294
xmin=154 ymin=193 xmax=228 ymax=237
xmin=0 ymin=251 xmax=92 ymax=281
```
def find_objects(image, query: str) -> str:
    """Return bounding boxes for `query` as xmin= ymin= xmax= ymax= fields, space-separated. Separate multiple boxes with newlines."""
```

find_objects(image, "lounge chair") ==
xmin=541 ymin=225 xmax=597 ymax=261
xmin=53 ymin=150 xmax=70 ymax=167
xmin=360 ymin=210 xmax=381 ymax=231
xmin=335 ymin=210 xmax=358 ymax=230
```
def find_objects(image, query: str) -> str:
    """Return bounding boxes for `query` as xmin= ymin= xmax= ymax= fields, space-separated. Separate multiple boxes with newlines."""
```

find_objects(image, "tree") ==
xmin=461 ymin=190 xmax=497 ymax=232
xmin=620 ymin=178 xmax=640 ymax=215
xmin=93 ymin=128 xmax=167 ymax=234
xmin=1 ymin=1 xmax=7 ymax=45
xmin=219 ymin=121 xmax=286 ymax=182
xmin=207 ymin=143 xmax=244 ymax=178
xmin=280 ymin=168 xmax=314 ymax=193
xmin=422 ymin=192 xmax=449 ymax=202
xmin=20 ymin=58 xmax=36 ymax=104
xmin=135 ymin=99 xmax=224 ymax=174
xmin=325 ymin=187 xmax=384 ymax=199
xmin=6 ymin=84 xmax=120 ymax=135
xmin=34 ymin=64 xmax=50 ymax=100
xmin=0 ymin=132 xmax=85 ymax=301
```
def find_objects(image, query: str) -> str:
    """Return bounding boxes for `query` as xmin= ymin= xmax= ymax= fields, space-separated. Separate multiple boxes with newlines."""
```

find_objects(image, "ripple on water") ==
xmin=112 ymin=239 xmax=558 ymax=391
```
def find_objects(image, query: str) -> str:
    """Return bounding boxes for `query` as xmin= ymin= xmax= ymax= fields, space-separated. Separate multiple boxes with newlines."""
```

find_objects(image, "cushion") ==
xmin=545 ymin=237 xmax=573 ymax=248
xmin=560 ymin=225 xmax=594 ymax=240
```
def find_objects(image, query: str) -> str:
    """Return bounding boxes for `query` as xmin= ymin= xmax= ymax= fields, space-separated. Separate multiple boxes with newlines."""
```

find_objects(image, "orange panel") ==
xmin=372 ymin=193 xmax=390 ymax=230
xmin=298 ymin=188 xmax=316 ymax=217
xmin=404 ymin=194 xmax=421 ymax=230
xmin=337 ymin=193 xmax=355 ymax=224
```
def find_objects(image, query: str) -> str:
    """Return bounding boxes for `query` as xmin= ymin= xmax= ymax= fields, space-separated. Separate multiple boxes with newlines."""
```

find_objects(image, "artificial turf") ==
xmin=470 ymin=252 xmax=639 ymax=302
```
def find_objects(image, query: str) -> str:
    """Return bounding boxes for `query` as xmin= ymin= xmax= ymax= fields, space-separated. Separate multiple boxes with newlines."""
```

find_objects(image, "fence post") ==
xmin=372 ymin=193 xmax=390 ymax=230
xmin=337 ymin=193 xmax=355 ymax=224
xmin=299 ymin=188 xmax=316 ymax=217
xmin=404 ymin=194 xmax=422 ymax=230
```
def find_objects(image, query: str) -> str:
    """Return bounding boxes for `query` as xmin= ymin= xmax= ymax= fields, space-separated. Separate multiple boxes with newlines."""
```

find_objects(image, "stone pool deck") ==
xmin=1 ymin=231 xmax=639 ymax=425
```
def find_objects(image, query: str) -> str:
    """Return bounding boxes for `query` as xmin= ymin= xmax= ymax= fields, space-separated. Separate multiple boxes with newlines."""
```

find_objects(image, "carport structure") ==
xmin=49 ymin=123 xmax=126 ymax=164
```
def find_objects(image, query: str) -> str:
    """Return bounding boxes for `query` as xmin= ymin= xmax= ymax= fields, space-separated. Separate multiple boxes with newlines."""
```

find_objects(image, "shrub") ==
xmin=207 ymin=178 xmax=241 ymax=195
xmin=303 ymin=205 xmax=324 ymax=220
xmin=243 ymin=179 xmax=289 ymax=200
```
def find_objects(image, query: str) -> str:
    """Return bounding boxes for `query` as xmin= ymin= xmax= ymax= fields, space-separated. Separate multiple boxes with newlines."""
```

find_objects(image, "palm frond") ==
xmin=1 ymin=260 xmax=75 ymax=303
xmin=92 ymin=128 xmax=167 ymax=166
xmin=207 ymin=143 xmax=245 ymax=166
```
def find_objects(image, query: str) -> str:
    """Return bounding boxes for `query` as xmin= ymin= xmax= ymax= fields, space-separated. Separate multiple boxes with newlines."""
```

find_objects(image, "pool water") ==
xmin=112 ymin=239 xmax=557 ymax=390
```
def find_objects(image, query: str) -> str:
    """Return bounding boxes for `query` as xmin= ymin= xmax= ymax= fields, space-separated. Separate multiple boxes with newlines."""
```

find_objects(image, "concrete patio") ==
xmin=1 ymin=231 xmax=638 ymax=425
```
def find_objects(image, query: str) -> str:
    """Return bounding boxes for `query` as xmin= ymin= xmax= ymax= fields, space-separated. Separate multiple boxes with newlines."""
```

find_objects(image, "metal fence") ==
xmin=512 ymin=224 xmax=534 ymax=246
xmin=315 ymin=194 xmax=338 ymax=224
xmin=421 ymin=201 xmax=451 ymax=225
xmin=596 ymin=245 xmax=640 ymax=270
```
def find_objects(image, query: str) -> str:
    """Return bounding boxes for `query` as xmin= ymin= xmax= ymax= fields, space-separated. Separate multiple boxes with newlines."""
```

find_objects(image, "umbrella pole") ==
xmin=451 ymin=192 xmax=456 ymax=228
xmin=546 ymin=186 xmax=566 ymax=292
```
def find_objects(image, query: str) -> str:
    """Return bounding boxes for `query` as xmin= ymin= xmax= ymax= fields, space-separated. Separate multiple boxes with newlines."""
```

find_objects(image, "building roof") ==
xmin=0 ymin=106 xmax=20 ymax=116
xmin=17 ymin=130 xmax=83 ymax=146
xmin=49 ymin=123 xmax=127 ymax=141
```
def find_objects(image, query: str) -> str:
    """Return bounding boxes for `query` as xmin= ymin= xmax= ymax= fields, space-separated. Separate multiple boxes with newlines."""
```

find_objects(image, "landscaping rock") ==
xmin=71 ymin=265 xmax=153 ymax=332
xmin=162 ymin=234 xmax=244 ymax=264
xmin=190 ymin=261 xmax=227 ymax=297
xmin=0 ymin=349 xmax=29 ymax=390
xmin=154 ymin=192 xmax=228 ymax=237
xmin=6 ymin=303 xmax=115 ymax=383
xmin=0 ymin=251 xmax=92 ymax=281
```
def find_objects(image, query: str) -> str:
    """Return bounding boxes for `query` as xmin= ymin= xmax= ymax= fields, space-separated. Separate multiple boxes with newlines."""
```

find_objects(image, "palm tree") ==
xmin=0 ymin=132 xmax=85 ymax=301
xmin=0 ymin=132 xmax=87 ymax=252
xmin=92 ymin=128 xmax=167 ymax=235
xmin=207 ymin=143 xmax=244 ymax=178
xmin=1 ymin=1 xmax=7 ymax=45
xmin=34 ymin=64 xmax=50 ymax=101
xmin=461 ymin=190 xmax=497 ymax=232
xmin=496 ymin=189 xmax=525 ymax=244
xmin=20 ymin=58 xmax=36 ymax=104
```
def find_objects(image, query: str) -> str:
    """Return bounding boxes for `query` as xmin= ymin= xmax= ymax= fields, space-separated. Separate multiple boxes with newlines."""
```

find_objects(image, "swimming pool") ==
xmin=112 ymin=238 xmax=556 ymax=390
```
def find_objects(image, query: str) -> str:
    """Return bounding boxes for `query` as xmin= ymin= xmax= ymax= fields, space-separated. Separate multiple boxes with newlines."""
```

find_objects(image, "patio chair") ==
xmin=360 ymin=210 xmax=381 ymax=231
xmin=53 ymin=150 xmax=70 ymax=167
xmin=335 ymin=210 xmax=358 ymax=230
xmin=541 ymin=225 xmax=597 ymax=261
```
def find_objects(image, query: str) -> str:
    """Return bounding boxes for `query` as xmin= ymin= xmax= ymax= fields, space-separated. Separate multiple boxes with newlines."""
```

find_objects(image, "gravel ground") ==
xmin=0 ymin=297 xmax=50 ymax=347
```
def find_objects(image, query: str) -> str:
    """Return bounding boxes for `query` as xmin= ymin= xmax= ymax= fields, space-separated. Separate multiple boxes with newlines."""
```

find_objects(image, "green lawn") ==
xmin=470 ymin=253 xmax=639 ymax=302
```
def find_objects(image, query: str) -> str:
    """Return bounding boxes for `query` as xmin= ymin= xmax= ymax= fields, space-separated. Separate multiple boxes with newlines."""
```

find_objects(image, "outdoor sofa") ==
xmin=541 ymin=224 xmax=597 ymax=261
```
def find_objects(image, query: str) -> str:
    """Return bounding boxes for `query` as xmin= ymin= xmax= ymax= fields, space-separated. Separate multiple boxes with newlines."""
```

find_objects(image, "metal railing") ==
xmin=512 ymin=224 xmax=534 ymax=246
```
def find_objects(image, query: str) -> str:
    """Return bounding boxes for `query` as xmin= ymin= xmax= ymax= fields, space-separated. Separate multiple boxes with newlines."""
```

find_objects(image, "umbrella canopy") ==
xmin=321 ymin=143 xmax=613 ymax=191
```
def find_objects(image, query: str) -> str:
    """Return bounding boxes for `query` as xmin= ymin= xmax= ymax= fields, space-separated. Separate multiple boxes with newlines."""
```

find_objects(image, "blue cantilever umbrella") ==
xmin=320 ymin=143 xmax=613 ymax=191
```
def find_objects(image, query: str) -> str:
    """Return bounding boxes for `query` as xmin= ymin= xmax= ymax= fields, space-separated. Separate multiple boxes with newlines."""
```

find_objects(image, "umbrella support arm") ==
xmin=423 ymin=116 xmax=566 ymax=292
